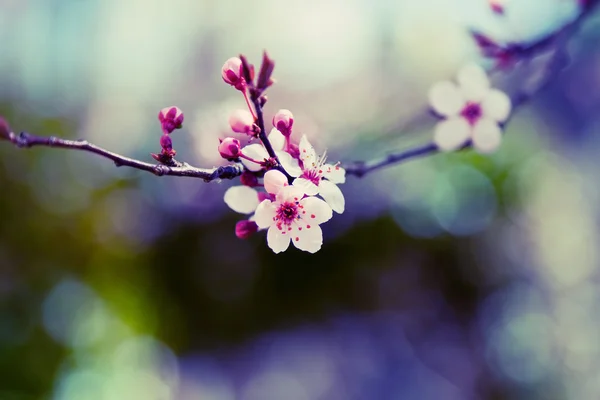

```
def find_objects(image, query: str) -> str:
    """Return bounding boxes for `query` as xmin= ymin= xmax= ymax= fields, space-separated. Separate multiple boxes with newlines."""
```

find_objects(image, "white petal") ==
xmin=299 ymin=135 xmax=317 ymax=167
xmin=299 ymin=196 xmax=333 ymax=224
xmin=276 ymin=151 xmax=302 ymax=177
xmin=472 ymin=118 xmax=503 ymax=154
xmin=241 ymin=144 xmax=268 ymax=172
xmin=268 ymin=128 xmax=286 ymax=151
xmin=457 ymin=63 xmax=490 ymax=102
xmin=293 ymin=177 xmax=319 ymax=196
xmin=276 ymin=185 xmax=305 ymax=204
xmin=433 ymin=117 xmax=471 ymax=152
xmin=292 ymin=224 xmax=323 ymax=253
xmin=318 ymin=180 xmax=345 ymax=214
xmin=428 ymin=81 xmax=464 ymax=116
xmin=322 ymin=164 xmax=345 ymax=184
xmin=264 ymin=169 xmax=288 ymax=195
xmin=267 ymin=225 xmax=290 ymax=254
xmin=481 ymin=89 xmax=511 ymax=122
xmin=254 ymin=200 xmax=276 ymax=229
xmin=223 ymin=186 xmax=259 ymax=214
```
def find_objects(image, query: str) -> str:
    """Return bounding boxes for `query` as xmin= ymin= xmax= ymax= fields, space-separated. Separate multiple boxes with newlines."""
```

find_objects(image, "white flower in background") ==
xmin=254 ymin=170 xmax=333 ymax=254
xmin=428 ymin=63 xmax=512 ymax=153
xmin=240 ymin=128 xmax=302 ymax=175
xmin=293 ymin=135 xmax=346 ymax=214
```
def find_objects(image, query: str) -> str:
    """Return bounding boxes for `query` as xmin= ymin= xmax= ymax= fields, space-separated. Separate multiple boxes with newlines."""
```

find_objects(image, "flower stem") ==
xmin=243 ymin=90 xmax=257 ymax=120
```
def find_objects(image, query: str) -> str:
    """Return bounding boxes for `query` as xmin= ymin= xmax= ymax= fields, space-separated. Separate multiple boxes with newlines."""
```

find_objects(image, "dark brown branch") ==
xmin=7 ymin=131 xmax=244 ymax=182
xmin=241 ymin=52 xmax=293 ymax=181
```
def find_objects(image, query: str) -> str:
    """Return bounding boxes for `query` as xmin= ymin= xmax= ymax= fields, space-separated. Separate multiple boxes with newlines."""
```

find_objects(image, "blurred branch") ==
xmin=344 ymin=143 xmax=438 ymax=177
xmin=6 ymin=131 xmax=244 ymax=182
xmin=346 ymin=0 xmax=599 ymax=178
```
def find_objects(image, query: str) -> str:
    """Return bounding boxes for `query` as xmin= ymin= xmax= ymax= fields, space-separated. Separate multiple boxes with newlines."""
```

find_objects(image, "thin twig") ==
xmin=7 ymin=131 xmax=244 ymax=182
xmin=250 ymin=88 xmax=293 ymax=181
xmin=344 ymin=143 xmax=438 ymax=177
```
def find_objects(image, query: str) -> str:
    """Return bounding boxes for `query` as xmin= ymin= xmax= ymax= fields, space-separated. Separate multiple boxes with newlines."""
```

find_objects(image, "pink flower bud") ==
xmin=235 ymin=220 xmax=258 ymax=239
xmin=229 ymin=109 xmax=255 ymax=134
xmin=160 ymin=134 xmax=173 ymax=151
xmin=158 ymin=106 xmax=184 ymax=134
xmin=489 ymin=0 xmax=505 ymax=14
xmin=0 ymin=117 xmax=11 ymax=140
xmin=218 ymin=137 xmax=242 ymax=159
xmin=240 ymin=170 xmax=259 ymax=187
xmin=155 ymin=134 xmax=176 ymax=161
xmin=221 ymin=57 xmax=246 ymax=91
xmin=287 ymin=142 xmax=300 ymax=159
xmin=272 ymin=109 xmax=294 ymax=136
xmin=257 ymin=192 xmax=273 ymax=202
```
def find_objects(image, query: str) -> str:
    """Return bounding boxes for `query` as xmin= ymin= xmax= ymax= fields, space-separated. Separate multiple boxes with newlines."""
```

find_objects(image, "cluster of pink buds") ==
xmin=152 ymin=106 xmax=184 ymax=163
xmin=216 ymin=54 xmax=346 ymax=254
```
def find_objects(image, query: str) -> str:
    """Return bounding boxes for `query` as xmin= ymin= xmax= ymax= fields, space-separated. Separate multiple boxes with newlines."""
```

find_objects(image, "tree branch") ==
xmin=344 ymin=143 xmax=438 ymax=177
xmin=3 ymin=2 xmax=598 ymax=183
xmin=6 ymin=131 xmax=244 ymax=182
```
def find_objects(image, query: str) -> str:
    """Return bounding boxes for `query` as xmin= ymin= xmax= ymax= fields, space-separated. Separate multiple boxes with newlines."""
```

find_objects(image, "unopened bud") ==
xmin=287 ymin=142 xmax=300 ymax=159
xmin=221 ymin=57 xmax=246 ymax=91
xmin=0 ymin=117 xmax=10 ymax=140
xmin=229 ymin=109 xmax=255 ymax=134
xmin=240 ymin=170 xmax=259 ymax=187
xmin=235 ymin=220 xmax=258 ymax=239
xmin=257 ymin=192 xmax=273 ymax=202
xmin=218 ymin=137 xmax=242 ymax=159
xmin=272 ymin=109 xmax=294 ymax=137
xmin=158 ymin=106 xmax=184 ymax=134
xmin=154 ymin=134 xmax=176 ymax=161
xmin=489 ymin=0 xmax=505 ymax=14
xmin=160 ymin=134 xmax=173 ymax=151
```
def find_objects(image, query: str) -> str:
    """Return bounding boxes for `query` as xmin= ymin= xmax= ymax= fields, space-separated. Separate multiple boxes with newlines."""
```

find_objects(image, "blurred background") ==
xmin=1 ymin=0 xmax=600 ymax=399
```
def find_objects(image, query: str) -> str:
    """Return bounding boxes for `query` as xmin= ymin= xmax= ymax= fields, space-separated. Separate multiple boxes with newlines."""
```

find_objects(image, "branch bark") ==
xmin=7 ymin=131 xmax=244 ymax=182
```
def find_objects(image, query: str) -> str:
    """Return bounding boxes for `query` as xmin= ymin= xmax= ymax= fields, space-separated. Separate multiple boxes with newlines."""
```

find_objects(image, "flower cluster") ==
xmin=224 ymin=127 xmax=346 ymax=254
xmin=213 ymin=55 xmax=346 ymax=253
xmin=147 ymin=53 xmax=509 ymax=254
xmin=152 ymin=106 xmax=184 ymax=163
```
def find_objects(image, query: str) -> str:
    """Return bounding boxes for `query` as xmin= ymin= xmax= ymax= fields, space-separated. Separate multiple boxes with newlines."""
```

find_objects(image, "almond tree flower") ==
xmin=292 ymin=135 xmax=346 ymax=214
xmin=240 ymin=128 xmax=302 ymax=175
xmin=428 ymin=63 xmax=511 ymax=153
xmin=254 ymin=170 xmax=333 ymax=254
xmin=158 ymin=106 xmax=184 ymax=134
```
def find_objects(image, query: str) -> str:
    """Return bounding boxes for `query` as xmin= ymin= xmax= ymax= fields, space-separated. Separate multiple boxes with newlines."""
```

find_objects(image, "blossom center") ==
xmin=301 ymin=169 xmax=322 ymax=185
xmin=461 ymin=102 xmax=482 ymax=125
xmin=276 ymin=201 xmax=299 ymax=227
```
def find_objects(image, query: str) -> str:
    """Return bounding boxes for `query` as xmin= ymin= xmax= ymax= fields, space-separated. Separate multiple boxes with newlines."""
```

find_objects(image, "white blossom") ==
xmin=293 ymin=135 xmax=346 ymax=214
xmin=254 ymin=170 xmax=333 ymax=254
xmin=240 ymin=128 xmax=302 ymax=175
xmin=428 ymin=63 xmax=511 ymax=153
